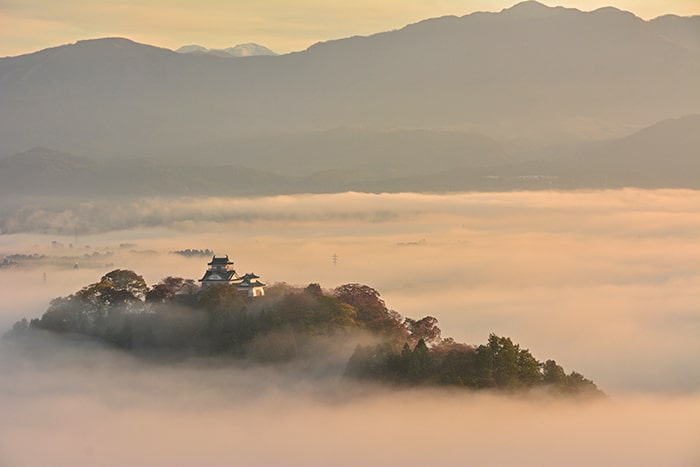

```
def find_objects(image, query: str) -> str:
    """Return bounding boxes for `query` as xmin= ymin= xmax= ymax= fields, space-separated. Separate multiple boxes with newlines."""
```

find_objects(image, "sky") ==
xmin=1 ymin=0 xmax=699 ymax=57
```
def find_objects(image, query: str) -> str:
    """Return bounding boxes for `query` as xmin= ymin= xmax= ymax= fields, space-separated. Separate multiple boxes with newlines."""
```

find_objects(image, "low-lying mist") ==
xmin=1 ymin=189 xmax=698 ymax=465
xmin=0 ymin=336 xmax=698 ymax=467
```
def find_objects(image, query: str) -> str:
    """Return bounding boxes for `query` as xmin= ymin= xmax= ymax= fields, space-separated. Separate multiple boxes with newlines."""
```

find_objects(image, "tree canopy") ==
xmin=5 ymin=270 xmax=603 ymax=397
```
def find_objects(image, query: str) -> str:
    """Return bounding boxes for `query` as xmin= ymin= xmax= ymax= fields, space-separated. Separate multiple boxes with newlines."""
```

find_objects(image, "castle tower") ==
xmin=198 ymin=255 xmax=265 ymax=297
xmin=199 ymin=255 xmax=238 ymax=287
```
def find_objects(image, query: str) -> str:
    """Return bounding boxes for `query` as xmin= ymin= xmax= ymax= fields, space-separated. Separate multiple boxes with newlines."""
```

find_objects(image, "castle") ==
xmin=199 ymin=255 xmax=266 ymax=297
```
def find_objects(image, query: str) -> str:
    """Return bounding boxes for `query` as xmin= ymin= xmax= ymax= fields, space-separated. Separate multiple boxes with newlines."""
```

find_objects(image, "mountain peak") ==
xmin=175 ymin=44 xmax=208 ymax=54
xmin=501 ymin=1 xmax=556 ymax=17
xmin=3 ymin=146 xmax=86 ymax=163
xmin=224 ymin=43 xmax=277 ymax=57
xmin=175 ymin=43 xmax=277 ymax=58
xmin=26 ymin=37 xmax=175 ymax=61
xmin=71 ymin=37 xmax=170 ymax=53
xmin=75 ymin=37 xmax=137 ymax=46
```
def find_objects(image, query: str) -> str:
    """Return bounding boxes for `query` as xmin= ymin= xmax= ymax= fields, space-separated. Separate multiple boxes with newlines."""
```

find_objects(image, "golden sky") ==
xmin=1 ymin=0 xmax=698 ymax=57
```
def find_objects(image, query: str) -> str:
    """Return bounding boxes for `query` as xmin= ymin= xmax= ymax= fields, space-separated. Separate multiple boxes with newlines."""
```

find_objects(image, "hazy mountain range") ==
xmin=0 ymin=1 xmax=698 ymax=196
xmin=1 ymin=115 xmax=697 ymax=197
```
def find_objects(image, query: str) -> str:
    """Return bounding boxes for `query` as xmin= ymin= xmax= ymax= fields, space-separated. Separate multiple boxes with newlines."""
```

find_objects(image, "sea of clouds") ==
xmin=1 ymin=189 xmax=698 ymax=466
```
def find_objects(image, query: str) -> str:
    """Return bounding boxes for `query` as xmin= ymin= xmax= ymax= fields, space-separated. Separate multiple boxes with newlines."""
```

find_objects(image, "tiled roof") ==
xmin=208 ymin=255 xmax=233 ymax=266
xmin=199 ymin=269 xmax=238 ymax=282
xmin=237 ymin=281 xmax=266 ymax=288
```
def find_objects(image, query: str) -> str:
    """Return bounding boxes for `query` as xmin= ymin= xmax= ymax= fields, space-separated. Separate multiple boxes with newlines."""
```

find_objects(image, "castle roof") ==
xmin=208 ymin=255 xmax=233 ymax=266
xmin=199 ymin=269 xmax=238 ymax=282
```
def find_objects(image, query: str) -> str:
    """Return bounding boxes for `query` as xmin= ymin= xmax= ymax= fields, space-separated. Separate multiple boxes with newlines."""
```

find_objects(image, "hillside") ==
xmin=4 ymin=270 xmax=603 ymax=396
xmin=0 ymin=147 xmax=287 ymax=197
xmin=1 ymin=116 xmax=697 ymax=199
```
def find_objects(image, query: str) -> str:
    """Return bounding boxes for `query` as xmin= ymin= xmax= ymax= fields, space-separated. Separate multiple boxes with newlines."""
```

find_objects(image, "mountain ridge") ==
xmin=175 ymin=43 xmax=278 ymax=57
xmin=1 ymin=116 xmax=697 ymax=198
xmin=0 ymin=2 xmax=697 ymax=161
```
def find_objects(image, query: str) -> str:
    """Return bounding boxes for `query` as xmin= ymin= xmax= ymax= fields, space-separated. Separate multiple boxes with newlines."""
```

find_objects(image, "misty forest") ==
xmin=1 ymin=1 xmax=698 ymax=466
xmin=6 ymin=269 xmax=601 ymax=396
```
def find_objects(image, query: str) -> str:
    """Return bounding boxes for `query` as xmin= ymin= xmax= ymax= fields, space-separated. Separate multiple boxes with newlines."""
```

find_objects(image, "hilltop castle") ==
xmin=199 ymin=255 xmax=266 ymax=297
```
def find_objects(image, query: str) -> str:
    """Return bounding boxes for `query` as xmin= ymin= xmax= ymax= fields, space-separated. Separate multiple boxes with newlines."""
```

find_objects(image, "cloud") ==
xmin=0 ymin=189 xmax=698 ymax=465
xmin=2 ymin=189 xmax=698 ymax=235
xmin=1 ymin=190 xmax=698 ymax=394
xmin=0 ymin=337 xmax=698 ymax=467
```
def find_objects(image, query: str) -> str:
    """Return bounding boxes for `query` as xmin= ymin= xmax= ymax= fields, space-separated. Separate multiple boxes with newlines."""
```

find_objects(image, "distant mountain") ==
xmin=649 ymin=15 xmax=700 ymax=52
xmin=175 ymin=43 xmax=277 ymax=57
xmin=175 ymin=44 xmax=209 ymax=54
xmin=196 ymin=128 xmax=512 ymax=177
xmin=547 ymin=114 xmax=700 ymax=187
xmin=379 ymin=114 xmax=700 ymax=191
xmin=0 ymin=1 xmax=698 ymax=163
xmin=0 ymin=147 xmax=97 ymax=193
xmin=0 ymin=147 xmax=287 ymax=198
xmin=0 ymin=129 xmax=514 ymax=197
xmin=1 ymin=116 xmax=697 ymax=199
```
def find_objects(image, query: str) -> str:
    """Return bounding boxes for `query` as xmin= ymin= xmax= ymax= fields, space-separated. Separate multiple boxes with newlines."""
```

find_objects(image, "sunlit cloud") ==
xmin=1 ymin=189 xmax=698 ymax=465
xmin=1 ymin=190 xmax=698 ymax=393
xmin=0 ymin=339 xmax=698 ymax=466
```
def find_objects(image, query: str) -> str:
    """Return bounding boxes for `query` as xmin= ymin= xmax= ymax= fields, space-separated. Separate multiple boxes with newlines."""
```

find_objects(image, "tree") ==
xmin=76 ymin=279 xmax=114 ymax=309
xmin=334 ymin=284 xmax=387 ymax=322
xmin=566 ymin=371 xmax=601 ymax=396
xmin=4 ymin=318 xmax=29 ymax=338
xmin=435 ymin=341 xmax=477 ymax=386
xmin=346 ymin=342 xmax=398 ymax=379
xmin=492 ymin=335 xmax=520 ymax=388
xmin=101 ymin=269 xmax=148 ymax=300
xmin=76 ymin=277 xmax=143 ymax=314
xmin=407 ymin=338 xmax=435 ymax=383
xmin=542 ymin=359 xmax=567 ymax=386
xmin=146 ymin=284 xmax=172 ymax=303
xmin=404 ymin=316 xmax=442 ymax=347
xmin=310 ymin=297 xmax=358 ymax=334
xmin=517 ymin=348 xmax=543 ymax=387
xmin=34 ymin=295 xmax=93 ymax=333
xmin=199 ymin=284 xmax=245 ymax=313
xmin=475 ymin=334 xmax=520 ymax=389
xmin=333 ymin=283 xmax=407 ymax=338
xmin=146 ymin=276 xmax=193 ymax=303
xmin=304 ymin=283 xmax=323 ymax=297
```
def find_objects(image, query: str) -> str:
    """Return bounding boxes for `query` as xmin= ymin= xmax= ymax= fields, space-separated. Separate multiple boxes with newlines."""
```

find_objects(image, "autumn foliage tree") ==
xmin=7 ymin=272 xmax=603 ymax=397
xmin=334 ymin=284 xmax=387 ymax=322
xmin=146 ymin=276 xmax=197 ymax=303
xmin=334 ymin=283 xmax=407 ymax=339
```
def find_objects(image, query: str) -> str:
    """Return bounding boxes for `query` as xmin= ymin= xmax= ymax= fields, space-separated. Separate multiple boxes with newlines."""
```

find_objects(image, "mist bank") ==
xmin=1 ymin=188 xmax=697 ymax=465
xmin=1 ymin=189 xmax=697 ymax=395
xmin=0 ymin=336 xmax=698 ymax=467
xmin=5 ymin=270 xmax=602 ymax=397
xmin=1 ymin=188 xmax=698 ymax=236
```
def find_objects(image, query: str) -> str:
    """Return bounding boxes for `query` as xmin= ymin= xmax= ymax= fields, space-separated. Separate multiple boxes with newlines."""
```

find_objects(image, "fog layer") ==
xmin=0 ymin=337 xmax=698 ymax=467
xmin=1 ymin=190 xmax=698 ymax=466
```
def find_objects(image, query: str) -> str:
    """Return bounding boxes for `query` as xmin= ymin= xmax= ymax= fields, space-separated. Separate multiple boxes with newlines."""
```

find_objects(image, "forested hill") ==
xmin=5 ymin=269 xmax=602 ymax=396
